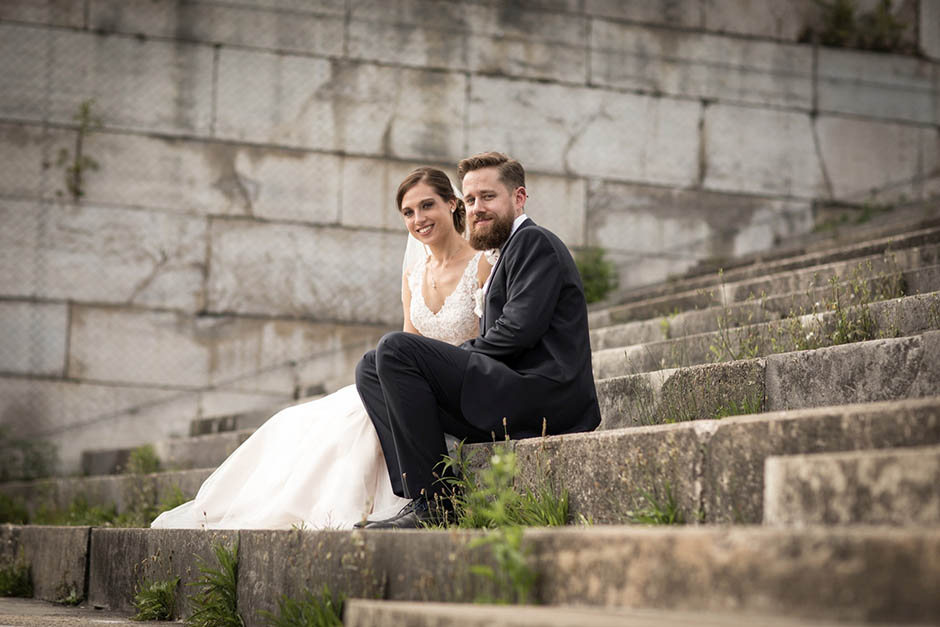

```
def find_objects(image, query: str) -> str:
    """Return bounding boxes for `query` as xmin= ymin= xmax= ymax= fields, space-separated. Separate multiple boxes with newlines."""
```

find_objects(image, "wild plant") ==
xmin=260 ymin=586 xmax=343 ymax=627
xmin=186 ymin=541 xmax=244 ymax=627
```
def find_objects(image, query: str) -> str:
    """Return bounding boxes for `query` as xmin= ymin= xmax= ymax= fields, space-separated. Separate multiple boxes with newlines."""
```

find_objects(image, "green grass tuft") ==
xmin=629 ymin=483 xmax=685 ymax=525
xmin=133 ymin=576 xmax=179 ymax=621
xmin=434 ymin=442 xmax=569 ymax=530
xmin=0 ymin=551 xmax=32 ymax=598
xmin=260 ymin=586 xmax=344 ymax=627
xmin=0 ymin=493 xmax=29 ymax=524
xmin=186 ymin=541 xmax=244 ymax=627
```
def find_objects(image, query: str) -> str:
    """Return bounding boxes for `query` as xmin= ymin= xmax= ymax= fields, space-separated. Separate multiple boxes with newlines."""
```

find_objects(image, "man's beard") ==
xmin=469 ymin=212 xmax=514 ymax=250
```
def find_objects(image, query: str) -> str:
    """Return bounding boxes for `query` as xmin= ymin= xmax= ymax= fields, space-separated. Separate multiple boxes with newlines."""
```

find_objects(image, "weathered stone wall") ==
xmin=0 ymin=0 xmax=938 ymax=473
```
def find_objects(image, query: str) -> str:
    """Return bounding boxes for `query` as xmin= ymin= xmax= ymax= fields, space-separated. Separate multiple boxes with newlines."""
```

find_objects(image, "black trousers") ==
xmin=355 ymin=332 xmax=490 ymax=500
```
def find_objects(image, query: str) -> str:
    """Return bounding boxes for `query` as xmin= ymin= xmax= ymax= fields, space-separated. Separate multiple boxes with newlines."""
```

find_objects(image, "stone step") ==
xmin=764 ymin=445 xmax=940 ymax=527
xmin=82 ymin=428 xmax=256 ymax=476
xmin=685 ymin=203 xmax=940 ymax=283
xmin=595 ymin=219 xmax=940 ymax=316
xmin=592 ymin=290 xmax=940 ymax=379
xmin=188 ymin=399 xmax=307 ymax=436
xmin=590 ymin=262 xmax=940 ymax=350
xmin=3 ymin=525 xmax=938 ymax=625
xmin=75 ymin=295 xmax=940 ymax=482
xmin=0 ymin=468 xmax=213 ymax=521
xmin=596 ymin=329 xmax=940 ymax=429
xmin=590 ymin=236 xmax=940 ymax=329
xmin=342 ymin=600 xmax=888 ymax=627
xmin=77 ymin=284 xmax=940 ymax=477
xmin=4 ymin=397 xmax=940 ymax=527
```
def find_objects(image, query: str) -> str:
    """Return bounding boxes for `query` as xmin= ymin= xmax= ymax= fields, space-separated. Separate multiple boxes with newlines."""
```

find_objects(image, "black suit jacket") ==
xmin=460 ymin=218 xmax=601 ymax=438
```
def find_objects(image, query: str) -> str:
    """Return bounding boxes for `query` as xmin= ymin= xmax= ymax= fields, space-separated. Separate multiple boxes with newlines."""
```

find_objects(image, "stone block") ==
xmin=815 ymin=115 xmax=936 ymax=201
xmin=216 ymin=52 xmax=466 ymax=161
xmin=465 ymin=5 xmax=588 ymax=82
xmin=0 ymin=525 xmax=88 ymax=602
xmin=0 ymin=24 xmax=49 ymax=122
xmin=467 ymin=31 xmax=587 ymax=83
xmin=0 ymin=200 xmax=207 ymax=311
xmin=764 ymin=331 xmax=940 ymax=412
xmin=207 ymin=218 xmax=403 ymax=324
xmin=340 ymin=156 xmax=449 ymax=231
xmin=3 ymin=22 xmax=213 ymax=139
xmin=703 ymin=398 xmax=940 ymax=523
xmin=585 ymin=0 xmax=704 ymax=28
xmin=220 ymin=0 xmax=346 ymax=13
xmin=591 ymin=22 xmax=813 ymax=109
xmin=703 ymin=0 xmax=819 ymax=40
xmin=530 ymin=526 xmax=940 ymax=623
xmin=469 ymin=76 xmax=701 ymax=185
xmin=764 ymin=445 xmax=940 ymax=526
xmin=71 ymin=132 xmax=341 ymax=222
xmin=47 ymin=29 xmax=214 ymax=135
xmin=368 ymin=530 xmax=498 ymax=603
xmin=595 ymin=358 xmax=763 ymax=428
xmin=0 ymin=376 xmax=210 ymax=473
xmin=0 ymin=0 xmax=85 ymax=27
xmin=704 ymin=105 xmax=824 ymax=198
xmin=922 ymin=0 xmax=940 ymax=60
xmin=0 ymin=301 xmax=67 ymax=376
xmin=238 ymin=529 xmax=385 ymax=622
xmin=525 ymin=173 xmax=585 ymax=247
xmin=347 ymin=2 xmax=470 ymax=71
xmin=89 ymin=0 xmax=344 ymax=56
xmin=206 ymin=317 xmax=386 ymax=392
xmin=88 ymin=528 xmax=238 ymax=616
xmin=67 ymin=306 xmax=211 ymax=387
xmin=511 ymin=425 xmax=703 ymax=524
xmin=0 ymin=123 xmax=59 ymax=201
xmin=817 ymin=48 xmax=936 ymax=125
xmin=586 ymin=180 xmax=813 ymax=290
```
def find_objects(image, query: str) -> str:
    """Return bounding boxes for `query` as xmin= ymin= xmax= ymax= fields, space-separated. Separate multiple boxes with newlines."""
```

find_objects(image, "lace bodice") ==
xmin=408 ymin=251 xmax=483 ymax=346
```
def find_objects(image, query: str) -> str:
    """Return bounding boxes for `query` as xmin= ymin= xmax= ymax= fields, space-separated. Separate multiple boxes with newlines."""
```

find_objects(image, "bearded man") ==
xmin=355 ymin=152 xmax=601 ymax=528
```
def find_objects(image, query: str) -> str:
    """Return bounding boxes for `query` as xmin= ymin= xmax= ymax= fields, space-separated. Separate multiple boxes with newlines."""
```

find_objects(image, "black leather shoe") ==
xmin=362 ymin=498 xmax=442 ymax=529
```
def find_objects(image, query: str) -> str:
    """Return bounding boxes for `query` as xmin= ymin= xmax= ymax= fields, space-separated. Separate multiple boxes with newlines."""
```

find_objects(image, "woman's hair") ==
xmin=396 ymin=167 xmax=466 ymax=234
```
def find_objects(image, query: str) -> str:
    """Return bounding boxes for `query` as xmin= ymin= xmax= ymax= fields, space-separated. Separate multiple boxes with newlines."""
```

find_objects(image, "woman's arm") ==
xmin=402 ymin=268 xmax=420 ymax=335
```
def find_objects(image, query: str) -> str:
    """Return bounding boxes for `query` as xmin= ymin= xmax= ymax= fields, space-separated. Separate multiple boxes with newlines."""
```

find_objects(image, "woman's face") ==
xmin=399 ymin=181 xmax=455 ymax=245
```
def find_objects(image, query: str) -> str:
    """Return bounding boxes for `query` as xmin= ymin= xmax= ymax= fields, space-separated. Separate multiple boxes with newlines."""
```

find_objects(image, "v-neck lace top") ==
xmin=408 ymin=251 xmax=483 ymax=346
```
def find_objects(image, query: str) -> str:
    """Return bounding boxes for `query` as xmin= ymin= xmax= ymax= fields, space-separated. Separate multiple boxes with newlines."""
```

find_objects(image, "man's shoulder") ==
xmin=511 ymin=220 xmax=572 ymax=257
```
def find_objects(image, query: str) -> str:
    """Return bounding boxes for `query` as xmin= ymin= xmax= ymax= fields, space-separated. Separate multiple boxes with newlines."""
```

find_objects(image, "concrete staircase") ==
xmin=3 ymin=211 xmax=940 ymax=625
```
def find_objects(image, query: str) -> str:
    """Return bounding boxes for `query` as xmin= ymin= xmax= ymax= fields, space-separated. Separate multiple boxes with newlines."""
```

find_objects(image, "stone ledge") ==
xmin=591 ymin=224 xmax=940 ymax=326
xmin=343 ymin=599 xmax=895 ymax=627
xmin=764 ymin=444 xmax=940 ymax=526
xmin=4 ymin=525 xmax=939 ymax=626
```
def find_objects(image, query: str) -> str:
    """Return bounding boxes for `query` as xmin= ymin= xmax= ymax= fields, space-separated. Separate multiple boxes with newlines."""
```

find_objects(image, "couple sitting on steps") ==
xmin=152 ymin=152 xmax=601 ymax=530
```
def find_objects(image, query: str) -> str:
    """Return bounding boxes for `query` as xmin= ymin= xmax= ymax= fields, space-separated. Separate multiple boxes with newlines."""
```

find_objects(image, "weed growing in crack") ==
xmin=0 ymin=493 xmax=29 ymax=524
xmin=711 ymin=392 xmax=763 ymax=419
xmin=469 ymin=525 xmax=536 ymax=604
xmin=260 ymin=586 xmax=343 ymax=627
xmin=124 ymin=445 xmax=161 ymax=475
xmin=0 ymin=550 xmax=32 ymax=598
xmin=55 ymin=583 xmax=82 ymax=606
xmin=628 ymin=483 xmax=685 ymax=525
xmin=133 ymin=576 xmax=180 ymax=621
xmin=186 ymin=541 xmax=244 ymax=627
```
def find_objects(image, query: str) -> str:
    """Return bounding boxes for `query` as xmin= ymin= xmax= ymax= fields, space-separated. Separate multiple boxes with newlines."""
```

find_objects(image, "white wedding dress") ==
xmin=151 ymin=251 xmax=484 ymax=530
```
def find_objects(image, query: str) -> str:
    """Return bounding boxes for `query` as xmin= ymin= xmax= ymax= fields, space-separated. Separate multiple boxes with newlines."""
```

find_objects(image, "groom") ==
xmin=355 ymin=152 xmax=601 ymax=528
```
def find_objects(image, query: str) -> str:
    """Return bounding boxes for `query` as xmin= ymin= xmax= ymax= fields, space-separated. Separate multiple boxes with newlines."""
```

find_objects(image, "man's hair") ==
xmin=457 ymin=151 xmax=525 ymax=192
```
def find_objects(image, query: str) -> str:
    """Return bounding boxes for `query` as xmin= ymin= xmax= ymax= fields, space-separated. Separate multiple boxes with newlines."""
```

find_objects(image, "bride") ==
xmin=152 ymin=167 xmax=492 ymax=529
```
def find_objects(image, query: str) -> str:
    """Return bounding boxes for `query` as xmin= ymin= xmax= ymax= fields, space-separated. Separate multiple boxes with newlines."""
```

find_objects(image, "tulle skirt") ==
xmin=151 ymin=385 xmax=410 ymax=530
